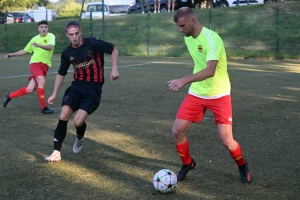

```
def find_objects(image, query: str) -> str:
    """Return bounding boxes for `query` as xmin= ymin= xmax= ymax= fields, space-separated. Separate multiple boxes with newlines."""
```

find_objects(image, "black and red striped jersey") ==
xmin=58 ymin=37 xmax=114 ymax=85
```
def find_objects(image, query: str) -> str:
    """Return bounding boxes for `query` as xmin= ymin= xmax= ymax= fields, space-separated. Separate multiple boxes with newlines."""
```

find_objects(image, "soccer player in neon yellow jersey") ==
xmin=3 ymin=20 xmax=55 ymax=114
xmin=168 ymin=7 xmax=251 ymax=183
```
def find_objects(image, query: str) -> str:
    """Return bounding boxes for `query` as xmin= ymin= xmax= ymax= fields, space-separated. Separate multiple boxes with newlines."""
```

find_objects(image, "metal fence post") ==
xmin=147 ymin=12 xmax=150 ymax=56
xmin=102 ymin=0 xmax=105 ymax=40
xmin=90 ymin=12 xmax=93 ymax=37
xmin=276 ymin=9 xmax=279 ymax=59
xmin=5 ymin=11 xmax=8 ymax=52
xmin=79 ymin=0 xmax=85 ymax=25
xmin=46 ymin=10 xmax=48 ymax=21
xmin=209 ymin=8 xmax=212 ymax=30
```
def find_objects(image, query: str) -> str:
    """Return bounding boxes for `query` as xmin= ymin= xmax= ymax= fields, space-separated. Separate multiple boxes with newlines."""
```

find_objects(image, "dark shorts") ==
xmin=62 ymin=81 xmax=102 ymax=115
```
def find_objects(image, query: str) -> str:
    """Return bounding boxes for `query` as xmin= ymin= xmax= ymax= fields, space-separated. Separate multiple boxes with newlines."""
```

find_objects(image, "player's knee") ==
xmin=74 ymin=119 xmax=84 ymax=127
xmin=172 ymin=126 xmax=185 ymax=140
xmin=221 ymin=137 xmax=235 ymax=149
xmin=26 ymin=87 xmax=35 ymax=93
xmin=60 ymin=113 xmax=71 ymax=121
xmin=36 ymin=77 xmax=46 ymax=86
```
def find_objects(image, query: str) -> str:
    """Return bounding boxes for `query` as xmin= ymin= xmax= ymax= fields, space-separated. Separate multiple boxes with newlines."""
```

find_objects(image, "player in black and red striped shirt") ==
xmin=45 ymin=21 xmax=119 ymax=162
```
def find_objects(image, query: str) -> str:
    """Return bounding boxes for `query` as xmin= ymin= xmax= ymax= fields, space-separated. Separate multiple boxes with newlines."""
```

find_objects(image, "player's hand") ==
xmin=4 ymin=54 xmax=12 ymax=59
xmin=167 ymin=79 xmax=185 ymax=92
xmin=48 ymin=94 xmax=56 ymax=105
xmin=32 ymin=42 xmax=39 ymax=48
xmin=110 ymin=68 xmax=119 ymax=81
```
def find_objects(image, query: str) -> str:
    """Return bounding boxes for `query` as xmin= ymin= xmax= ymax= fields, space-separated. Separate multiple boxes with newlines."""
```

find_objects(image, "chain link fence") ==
xmin=0 ymin=9 xmax=299 ymax=59
xmin=92 ymin=9 xmax=300 ymax=59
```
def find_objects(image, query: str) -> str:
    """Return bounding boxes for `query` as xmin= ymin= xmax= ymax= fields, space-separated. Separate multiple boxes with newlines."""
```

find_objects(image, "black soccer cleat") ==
xmin=41 ymin=107 xmax=54 ymax=114
xmin=177 ymin=158 xmax=196 ymax=181
xmin=3 ymin=92 xmax=11 ymax=108
xmin=239 ymin=162 xmax=251 ymax=183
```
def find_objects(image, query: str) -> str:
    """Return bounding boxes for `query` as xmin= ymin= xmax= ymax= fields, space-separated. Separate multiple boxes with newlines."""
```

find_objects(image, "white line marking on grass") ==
xmin=0 ymin=61 xmax=192 ymax=79
xmin=49 ymin=107 xmax=62 ymax=111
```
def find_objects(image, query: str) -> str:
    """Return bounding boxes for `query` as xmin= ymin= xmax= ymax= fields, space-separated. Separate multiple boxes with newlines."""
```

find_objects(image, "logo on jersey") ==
xmin=198 ymin=45 xmax=203 ymax=53
xmin=87 ymin=50 xmax=92 ymax=57
xmin=73 ymin=60 xmax=95 ymax=69
xmin=44 ymin=39 xmax=47 ymax=43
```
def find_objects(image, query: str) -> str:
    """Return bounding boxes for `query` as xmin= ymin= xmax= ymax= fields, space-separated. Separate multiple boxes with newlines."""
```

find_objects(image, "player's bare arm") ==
xmin=110 ymin=48 xmax=119 ymax=81
xmin=48 ymin=74 xmax=65 ymax=104
xmin=167 ymin=60 xmax=218 ymax=92
xmin=32 ymin=42 xmax=54 ymax=51
xmin=4 ymin=50 xmax=27 ymax=59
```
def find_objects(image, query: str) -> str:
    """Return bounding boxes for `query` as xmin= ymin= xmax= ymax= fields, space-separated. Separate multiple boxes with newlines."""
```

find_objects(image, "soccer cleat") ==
xmin=177 ymin=158 xmax=196 ymax=181
xmin=154 ymin=10 xmax=157 ymax=13
xmin=44 ymin=150 xmax=61 ymax=162
xmin=142 ymin=11 xmax=144 ymax=14
xmin=73 ymin=137 xmax=84 ymax=153
xmin=3 ymin=92 xmax=11 ymax=108
xmin=41 ymin=107 xmax=54 ymax=114
xmin=239 ymin=162 xmax=251 ymax=183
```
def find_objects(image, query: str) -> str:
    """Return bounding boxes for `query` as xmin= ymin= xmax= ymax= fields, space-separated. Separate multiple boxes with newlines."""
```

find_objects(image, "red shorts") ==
xmin=29 ymin=62 xmax=49 ymax=79
xmin=176 ymin=94 xmax=233 ymax=125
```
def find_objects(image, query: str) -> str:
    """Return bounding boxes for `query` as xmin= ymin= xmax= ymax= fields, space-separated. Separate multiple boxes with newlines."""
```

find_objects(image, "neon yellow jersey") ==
xmin=185 ymin=27 xmax=230 ymax=98
xmin=24 ymin=33 xmax=55 ymax=67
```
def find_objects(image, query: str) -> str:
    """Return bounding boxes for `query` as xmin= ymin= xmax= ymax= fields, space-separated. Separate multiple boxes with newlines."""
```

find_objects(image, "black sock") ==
xmin=76 ymin=122 xmax=86 ymax=139
xmin=53 ymin=119 xmax=68 ymax=151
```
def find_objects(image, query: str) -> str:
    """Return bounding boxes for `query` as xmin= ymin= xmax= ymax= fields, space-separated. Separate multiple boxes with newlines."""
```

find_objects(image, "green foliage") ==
xmin=0 ymin=1 xmax=299 ymax=59
xmin=56 ymin=1 xmax=82 ymax=18
xmin=37 ymin=0 xmax=50 ymax=7
xmin=1 ymin=0 xmax=38 ymax=12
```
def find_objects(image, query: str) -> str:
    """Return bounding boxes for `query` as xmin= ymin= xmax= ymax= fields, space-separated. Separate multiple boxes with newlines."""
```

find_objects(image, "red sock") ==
xmin=37 ymin=88 xmax=46 ymax=109
xmin=9 ymin=87 xmax=28 ymax=99
xmin=229 ymin=143 xmax=246 ymax=166
xmin=175 ymin=140 xmax=192 ymax=165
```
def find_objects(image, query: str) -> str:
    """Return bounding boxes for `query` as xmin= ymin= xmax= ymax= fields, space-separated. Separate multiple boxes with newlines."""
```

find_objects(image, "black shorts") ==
xmin=62 ymin=81 xmax=102 ymax=115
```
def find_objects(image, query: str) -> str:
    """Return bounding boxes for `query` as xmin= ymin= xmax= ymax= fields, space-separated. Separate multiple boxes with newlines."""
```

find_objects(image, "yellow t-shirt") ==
xmin=184 ymin=27 xmax=230 ymax=98
xmin=24 ymin=33 xmax=55 ymax=67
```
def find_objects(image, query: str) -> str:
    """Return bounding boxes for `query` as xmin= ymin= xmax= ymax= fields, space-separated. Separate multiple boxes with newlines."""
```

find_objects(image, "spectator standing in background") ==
xmin=154 ymin=0 xmax=161 ymax=13
xmin=140 ymin=0 xmax=150 ymax=14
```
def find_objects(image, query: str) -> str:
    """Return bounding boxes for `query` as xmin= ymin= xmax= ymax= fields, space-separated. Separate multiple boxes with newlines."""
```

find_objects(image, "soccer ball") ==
xmin=153 ymin=169 xmax=177 ymax=194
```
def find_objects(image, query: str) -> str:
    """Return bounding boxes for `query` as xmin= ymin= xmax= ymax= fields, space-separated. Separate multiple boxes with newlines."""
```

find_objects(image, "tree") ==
xmin=57 ymin=0 xmax=82 ymax=18
xmin=37 ymin=0 xmax=50 ymax=7
xmin=1 ymin=0 xmax=39 ymax=12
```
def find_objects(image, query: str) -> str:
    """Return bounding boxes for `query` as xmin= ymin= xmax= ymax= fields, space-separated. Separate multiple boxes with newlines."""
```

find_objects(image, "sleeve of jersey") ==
xmin=58 ymin=52 xmax=70 ymax=76
xmin=24 ymin=39 xmax=34 ymax=53
xmin=206 ymin=36 xmax=223 ymax=62
xmin=49 ymin=33 xmax=56 ymax=46
xmin=91 ymin=37 xmax=114 ymax=54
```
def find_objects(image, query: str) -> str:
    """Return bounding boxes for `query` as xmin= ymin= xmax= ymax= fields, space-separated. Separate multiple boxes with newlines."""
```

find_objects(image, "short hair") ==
xmin=174 ymin=7 xmax=195 ymax=23
xmin=65 ymin=20 xmax=81 ymax=31
xmin=38 ymin=20 xmax=48 ymax=26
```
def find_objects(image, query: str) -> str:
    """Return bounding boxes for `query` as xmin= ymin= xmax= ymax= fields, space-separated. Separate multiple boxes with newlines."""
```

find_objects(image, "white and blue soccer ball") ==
xmin=153 ymin=169 xmax=177 ymax=194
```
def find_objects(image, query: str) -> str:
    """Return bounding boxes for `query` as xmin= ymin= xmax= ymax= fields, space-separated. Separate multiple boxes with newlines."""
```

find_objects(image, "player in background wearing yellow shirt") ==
xmin=168 ymin=7 xmax=251 ymax=183
xmin=3 ymin=20 xmax=55 ymax=114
